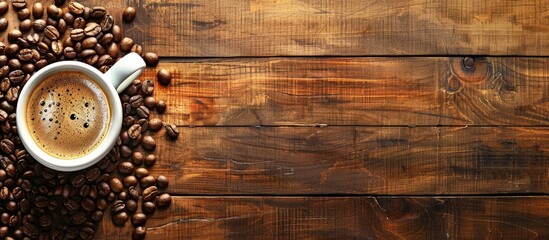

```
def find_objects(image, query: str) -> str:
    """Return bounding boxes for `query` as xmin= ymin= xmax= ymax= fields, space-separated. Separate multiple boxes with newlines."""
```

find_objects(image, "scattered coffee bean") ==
xmin=156 ymin=100 xmax=167 ymax=113
xmin=132 ymin=226 xmax=147 ymax=240
xmin=143 ymin=52 xmax=159 ymax=66
xmin=157 ymin=69 xmax=172 ymax=85
xmin=123 ymin=7 xmax=137 ymax=22
xmin=131 ymin=213 xmax=147 ymax=226
xmin=32 ymin=2 xmax=43 ymax=18
xmin=11 ymin=0 xmax=26 ymax=10
xmin=131 ymin=151 xmax=144 ymax=165
xmin=112 ymin=212 xmax=128 ymax=226
xmin=100 ymin=14 xmax=114 ymax=32
xmin=165 ymin=123 xmax=180 ymax=140
xmin=141 ymin=135 xmax=156 ymax=150
xmin=0 ymin=2 xmax=8 ymax=15
xmin=123 ymin=175 xmax=138 ymax=187
xmin=91 ymin=6 xmax=106 ymax=18
xmin=118 ymin=161 xmax=135 ymax=175
xmin=120 ymin=37 xmax=134 ymax=52
xmin=157 ymin=193 xmax=172 ymax=207
xmin=140 ymin=176 xmax=156 ymax=188
xmin=8 ymin=29 xmax=22 ymax=42
xmin=144 ymin=154 xmax=156 ymax=166
xmin=157 ymin=175 xmax=169 ymax=189
xmin=109 ymin=178 xmax=123 ymax=193
xmin=69 ymin=2 xmax=85 ymax=15
xmin=142 ymin=201 xmax=156 ymax=214
xmin=0 ymin=18 xmax=8 ymax=31
xmin=17 ymin=8 xmax=30 ymax=20
xmin=19 ymin=19 xmax=31 ymax=32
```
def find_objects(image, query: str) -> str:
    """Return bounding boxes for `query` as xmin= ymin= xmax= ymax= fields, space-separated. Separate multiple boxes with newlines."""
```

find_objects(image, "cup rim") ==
xmin=16 ymin=61 xmax=122 ymax=172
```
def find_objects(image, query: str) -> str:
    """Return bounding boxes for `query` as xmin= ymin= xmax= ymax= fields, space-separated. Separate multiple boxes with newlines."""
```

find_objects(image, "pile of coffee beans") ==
xmin=0 ymin=0 xmax=180 ymax=239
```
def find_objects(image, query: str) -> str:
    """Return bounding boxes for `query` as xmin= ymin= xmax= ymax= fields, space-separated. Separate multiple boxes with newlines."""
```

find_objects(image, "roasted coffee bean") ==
xmin=140 ymin=176 xmax=156 ymax=188
xmin=123 ymin=115 xmax=135 ymax=127
xmin=32 ymin=2 xmax=44 ymax=18
xmin=70 ymin=28 xmax=85 ymax=41
xmin=123 ymin=7 xmax=136 ymax=22
xmin=100 ymin=14 xmax=114 ymax=32
xmin=148 ymin=118 xmax=163 ymax=131
xmin=109 ymin=177 xmax=123 ymax=193
xmin=142 ymin=201 xmax=156 ymax=214
xmin=156 ymin=100 xmax=167 ymax=113
xmin=83 ymin=6 xmax=91 ymax=19
xmin=35 ymin=196 xmax=49 ymax=208
xmin=100 ymin=33 xmax=113 ymax=45
xmin=22 ymin=223 xmax=38 ymax=238
xmin=137 ymin=118 xmax=148 ymax=132
xmin=112 ymin=212 xmax=128 ymax=226
xmin=73 ymin=16 xmax=85 ymax=29
xmin=35 ymin=59 xmax=47 ymax=70
xmin=141 ymin=79 xmax=154 ymax=96
xmin=135 ymin=167 xmax=149 ymax=179
xmin=64 ymin=46 xmax=77 ymax=59
xmin=21 ymin=63 xmax=34 ymax=73
xmin=26 ymin=32 xmax=39 ymax=44
xmin=128 ymin=124 xmax=142 ymax=140
xmin=85 ymin=167 xmax=100 ymax=182
xmin=157 ymin=193 xmax=172 ymax=207
xmin=80 ymin=49 xmax=96 ymax=57
xmin=136 ymin=105 xmax=150 ymax=118
xmin=33 ymin=19 xmax=46 ymax=32
xmin=8 ymin=59 xmax=21 ymax=70
xmin=131 ymin=44 xmax=143 ymax=55
xmin=128 ymin=186 xmax=139 ymax=200
xmin=0 ymin=186 xmax=8 ymax=199
xmin=144 ymin=52 xmax=159 ymax=66
xmin=57 ymin=18 xmax=67 ymax=32
xmin=120 ymin=38 xmax=137 ymax=54
xmin=0 ymin=18 xmax=7 ymax=31
xmin=44 ymin=25 xmax=60 ymax=40
xmin=72 ymin=174 xmax=86 ymax=188
xmin=51 ymin=40 xmax=63 ymax=55
xmin=18 ymin=48 xmax=32 ymax=62
xmin=39 ymin=215 xmax=52 ymax=227
xmin=120 ymin=145 xmax=132 ymax=158
xmin=0 ymin=55 xmax=6 ymax=66
xmin=142 ymin=135 xmax=156 ymax=150
xmin=85 ymin=54 xmax=98 ymax=65
xmin=19 ymin=19 xmax=32 ymax=32
xmin=11 ymin=0 xmax=26 ymax=9
xmin=46 ymin=4 xmax=59 ymax=17
xmin=46 ymin=17 xmax=57 ymax=26
xmin=165 ymin=123 xmax=180 ymax=140
xmin=91 ymin=210 xmax=103 ymax=222
xmin=84 ymin=23 xmax=101 ymax=36
xmin=82 ymin=37 xmax=97 ymax=49
xmin=8 ymin=29 xmax=22 ymax=42
xmin=157 ymin=69 xmax=172 ymax=85
xmin=94 ymin=43 xmax=106 ymax=55
xmin=0 ymin=2 xmax=8 ymax=15
xmin=157 ymin=175 xmax=169 ymax=189
xmin=6 ymin=87 xmax=19 ymax=102
xmin=112 ymin=25 xmax=122 ymax=42
xmin=0 ymin=109 xmax=7 ymax=121
xmin=98 ymin=54 xmax=112 ymax=66
xmin=107 ymin=42 xmax=119 ymax=58
xmin=124 ymin=176 xmax=138 ymax=188
xmin=16 ymin=37 xmax=29 ymax=48
xmin=144 ymin=154 xmax=156 ymax=166
xmin=79 ymin=227 xmax=94 ymax=240
xmin=132 ymin=226 xmax=147 ymax=240
xmin=74 ymin=41 xmax=83 ymax=53
xmin=81 ymin=198 xmax=96 ymax=211
xmin=91 ymin=6 xmax=106 ymax=18
xmin=17 ymin=8 xmax=30 ymax=20
xmin=70 ymin=212 xmax=87 ymax=225
xmin=63 ymin=12 xmax=75 ymax=25
xmin=129 ymin=95 xmax=143 ymax=108
xmin=130 ymin=152 xmax=144 ymax=166
xmin=131 ymin=213 xmax=147 ymax=226
xmin=118 ymin=161 xmax=134 ymax=175
xmin=68 ymin=2 xmax=85 ymax=15
xmin=8 ymin=70 xmax=24 ymax=83
xmin=126 ymin=199 xmax=137 ymax=213
xmin=98 ymin=181 xmax=110 ymax=196
xmin=5 ymin=44 xmax=18 ymax=56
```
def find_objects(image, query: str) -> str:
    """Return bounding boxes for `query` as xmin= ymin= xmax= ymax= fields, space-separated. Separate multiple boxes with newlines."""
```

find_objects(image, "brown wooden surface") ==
xmin=71 ymin=0 xmax=549 ymax=57
xmin=144 ymin=126 xmax=549 ymax=195
xmin=98 ymin=196 xmax=549 ymax=239
xmin=142 ymin=58 xmax=549 ymax=126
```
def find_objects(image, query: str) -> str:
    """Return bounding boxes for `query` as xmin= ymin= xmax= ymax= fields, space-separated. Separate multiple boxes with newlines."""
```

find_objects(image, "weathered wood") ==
xmin=96 ymin=196 xmax=549 ymax=239
xmin=64 ymin=0 xmax=549 ymax=57
xmin=142 ymin=57 xmax=549 ymax=126
xmin=142 ymin=126 xmax=549 ymax=195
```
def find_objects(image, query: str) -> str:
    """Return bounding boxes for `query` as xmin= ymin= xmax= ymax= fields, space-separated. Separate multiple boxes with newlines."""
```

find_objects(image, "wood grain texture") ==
xmin=142 ymin=57 xmax=549 ymax=126
xmin=96 ymin=196 xmax=549 ymax=240
xmin=66 ymin=0 xmax=549 ymax=57
xmin=143 ymin=126 xmax=549 ymax=195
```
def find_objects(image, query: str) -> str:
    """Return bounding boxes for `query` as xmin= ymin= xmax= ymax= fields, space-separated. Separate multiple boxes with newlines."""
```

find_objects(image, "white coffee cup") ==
xmin=16 ymin=52 xmax=146 ymax=172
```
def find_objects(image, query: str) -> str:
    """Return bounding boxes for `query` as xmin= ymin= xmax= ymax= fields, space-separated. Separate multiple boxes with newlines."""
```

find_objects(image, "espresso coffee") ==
xmin=26 ymin=71 xmax=111 ymax=159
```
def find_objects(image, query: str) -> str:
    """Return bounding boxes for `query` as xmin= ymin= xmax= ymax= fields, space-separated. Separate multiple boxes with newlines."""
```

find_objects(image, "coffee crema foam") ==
xmin=26 ymin=71 xmax=111 ymax=159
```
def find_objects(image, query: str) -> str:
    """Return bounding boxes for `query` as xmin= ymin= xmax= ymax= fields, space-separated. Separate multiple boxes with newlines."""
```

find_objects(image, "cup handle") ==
xmin=104 ymin=52 xmax=146 ymax=93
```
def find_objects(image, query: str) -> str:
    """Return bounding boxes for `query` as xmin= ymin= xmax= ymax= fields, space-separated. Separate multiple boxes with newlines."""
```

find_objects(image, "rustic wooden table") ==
xmin=6 ymin=0 xmax=549 ymax=239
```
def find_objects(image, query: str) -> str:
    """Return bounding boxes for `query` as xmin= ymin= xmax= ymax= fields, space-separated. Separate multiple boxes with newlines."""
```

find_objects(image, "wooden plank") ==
xmin=141 ymin=57 xmax=549 ymax=126
xmin=64 ymin=0 xmax=549 ymax=57
xmin=143 ymin=126 xmax=549 ymax=195
xmin=96 ymin=196 xmax=549 ymax=239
